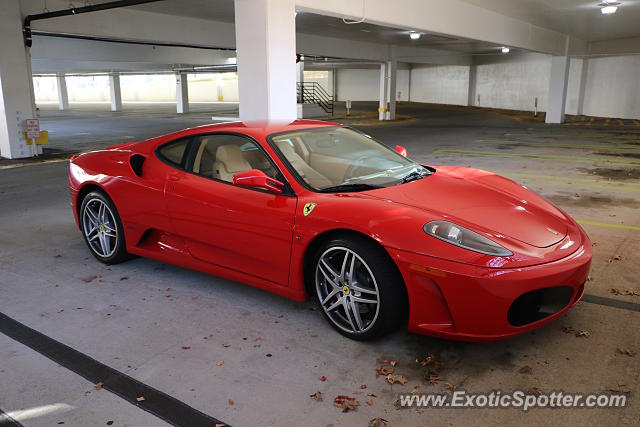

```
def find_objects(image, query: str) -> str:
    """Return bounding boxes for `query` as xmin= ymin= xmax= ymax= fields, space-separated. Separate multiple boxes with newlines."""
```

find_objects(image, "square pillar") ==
xmin=576 ymin=59 xmax=589 ymax=116
xmin=386 ymin=60 xmax=397 ymax=120
xmin=546 ymin=55 xmax=570 ymax=124
xmin=0 ymin=0 xmax=39 ymax=159
xmin=234 ymin=0 xmax=297 ymax=122
xmin=176 ymin=73 xmax=189 ymax=114
xmin=56 ymin=72 xmax=69 ymax=111
xmin=296 ymin=58 xmax=304 ymax=103
xmin=109 ymin=72 xmax=122 ymax=112
xmin=467 ymin=64 xmax=477 ymax=107
xmin=379 ymin=63 xmax=388 ymax=120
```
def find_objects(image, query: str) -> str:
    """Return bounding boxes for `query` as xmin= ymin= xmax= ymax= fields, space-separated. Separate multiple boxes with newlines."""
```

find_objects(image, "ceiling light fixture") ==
xmin=599 ymin=1 xmax=620 ymax=14
xmin=410 ymin=32 xmax=421 ymax=40
xmin=501 ymin=47 xmax=510 ymax=53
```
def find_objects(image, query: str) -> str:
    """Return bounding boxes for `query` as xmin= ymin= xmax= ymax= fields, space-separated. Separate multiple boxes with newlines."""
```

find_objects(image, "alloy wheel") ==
xmin=82 ymin=198 xmax=118 ymax=258
xmin=315 ymin=246 xmax=381 ymax=334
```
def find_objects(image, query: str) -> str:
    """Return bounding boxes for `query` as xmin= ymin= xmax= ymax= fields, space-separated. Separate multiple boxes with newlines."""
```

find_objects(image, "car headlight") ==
xmin=423 ymin=220 xmax=513 ymax=257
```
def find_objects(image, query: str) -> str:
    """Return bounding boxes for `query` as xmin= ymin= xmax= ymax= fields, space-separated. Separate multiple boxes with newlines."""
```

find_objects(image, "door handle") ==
xmin=168 ymin=174 xmax=180 ymax=182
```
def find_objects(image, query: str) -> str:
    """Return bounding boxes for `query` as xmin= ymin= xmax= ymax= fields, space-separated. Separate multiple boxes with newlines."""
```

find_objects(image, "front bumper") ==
xmin=387 ymin=231 xmax=592 ymax=341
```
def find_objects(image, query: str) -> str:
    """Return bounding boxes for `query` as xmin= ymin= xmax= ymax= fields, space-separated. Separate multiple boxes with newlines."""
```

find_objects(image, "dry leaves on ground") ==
xmin=519 ymin=365 xmax=533 ymax=375
xmin=616 ymin=348 xmax=636 ymax=357
xmin=216 ymin=360 xmax=224 ymax=366
xmin=416 ymin=353 xmax=445 ymax=370
xmin=611 ymin=288 xmax=640 ymax=296
xmin=309 ymin=391 xmax=323 ymax=401
xmin=562 ymin=326 xmax=590 ymax=338
xmin=375 ymin=366 xmax=394 ymax=377
xmin=95 ymin=382 xmax=103 ymax=390
xmin=386 ymin=374 xmax=408 ymax=385
xmin=368 ymin=418 xmax=388 ymax=427
xmin=136 ymin=396 xmax=145 ymax=402
xmin=334 ymin=395 xmax=360 ymax=412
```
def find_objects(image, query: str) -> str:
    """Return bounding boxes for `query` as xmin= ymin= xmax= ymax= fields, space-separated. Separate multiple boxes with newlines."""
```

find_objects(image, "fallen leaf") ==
xmin=181 ymin=346 xmax=191 ymax=350
xmin=334 ymin=395 xmax=360 ymax=412
xmin=228 ymin=399 xmax=234 ymax=406
xmin=411 ymin=385 xmax=420 ymax=395
xmin=390 ymin=360 xmax=397 ymax=367
xmin=95 ymin=382 xmax=103 ymax=390
xmin=366 ymin=397 xmax=373 ymax=406
xmin=375 ymin=366 xmax=394 ymax=377
xmin=310 ymin=391 xmax=323 ymax=401
xmin=616 ymin=348 xmax=636 ymax=357
xmin=425 ymin=371 xmax=440 ymax=385
xmin=445 ymin=382 xmax=456 ymax=391
xmin=215 ymin=424 xmax=225 ymax=427
xmin=368 ymin=418 xmax=388 ymax=427
xmin=217 ymin=360 xmax=224 ymax=366
xmin=223 ymin=343 xmax=231 ymax=348
xmin=136 ymin=396 xmax=145 ymax=402
xmin=320 ymin=375 xmax=327 ymax=382
xmin=120 ymin=277 xmax=128 ymax=281
xmin=386 ymin=374 xmax=408 ymax=385
xmin=360 ymin=384 xmax=367 ymax=389
xmin=519 ymin=365 xmax=533 ymax=375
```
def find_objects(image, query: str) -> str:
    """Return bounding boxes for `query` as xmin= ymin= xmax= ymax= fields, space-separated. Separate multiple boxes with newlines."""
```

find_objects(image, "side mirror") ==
xmin=232 ymin=169 xmax=285 ymax=194
xmin=395 ymin=145 xmax=407 ymax=157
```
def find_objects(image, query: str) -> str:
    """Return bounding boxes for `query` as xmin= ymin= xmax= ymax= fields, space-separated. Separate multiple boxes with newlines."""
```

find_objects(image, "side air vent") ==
xmin=129 ymin=154 xmax=145 ymax=177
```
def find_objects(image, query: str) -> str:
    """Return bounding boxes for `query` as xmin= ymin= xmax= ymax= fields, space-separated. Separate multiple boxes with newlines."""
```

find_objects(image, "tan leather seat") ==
xmin=213 ymin=145 xmax=252 ymax=182
xmin=275 ymin=140 xmax=332 ymax=188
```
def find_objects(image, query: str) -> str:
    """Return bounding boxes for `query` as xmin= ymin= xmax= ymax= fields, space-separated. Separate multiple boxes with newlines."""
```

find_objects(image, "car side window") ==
xmin=190 ymin=134 xmax=279 ymax=183
xmin=157 ymin=138 xmax=190 ymax=167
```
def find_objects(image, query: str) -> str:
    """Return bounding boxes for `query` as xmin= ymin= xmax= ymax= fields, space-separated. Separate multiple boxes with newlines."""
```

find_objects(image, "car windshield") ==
xmin=270 ymin=127 xmax=431 ymax=192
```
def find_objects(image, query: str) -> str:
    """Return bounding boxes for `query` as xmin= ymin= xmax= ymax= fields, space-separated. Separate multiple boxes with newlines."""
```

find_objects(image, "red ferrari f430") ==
xmin=69 ymin=121 xmax=592 ymax=341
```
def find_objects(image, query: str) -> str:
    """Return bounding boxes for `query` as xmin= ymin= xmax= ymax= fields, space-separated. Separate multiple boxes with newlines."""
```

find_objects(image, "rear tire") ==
xmin=312 ymin=234 xmax=407 ymax=340
xmin=79 ymin=190 xmax=129 ymax=265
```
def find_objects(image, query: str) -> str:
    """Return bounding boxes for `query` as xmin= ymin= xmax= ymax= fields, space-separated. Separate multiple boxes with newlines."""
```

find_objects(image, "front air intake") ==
xmin=507 ymin=286 xmax=574 ymax=327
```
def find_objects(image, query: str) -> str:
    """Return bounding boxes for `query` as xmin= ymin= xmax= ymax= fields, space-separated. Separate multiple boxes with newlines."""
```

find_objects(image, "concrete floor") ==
xmin=1 ymin=102 xmax=639 ymax=426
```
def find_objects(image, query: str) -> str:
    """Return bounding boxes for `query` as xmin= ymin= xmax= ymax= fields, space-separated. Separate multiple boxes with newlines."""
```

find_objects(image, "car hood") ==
xmin=367 ymin=166 xmax=568 ymax=248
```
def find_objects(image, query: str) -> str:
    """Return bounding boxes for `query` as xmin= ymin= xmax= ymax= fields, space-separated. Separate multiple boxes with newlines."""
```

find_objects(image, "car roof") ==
xmin=182 ymin=119 xmax=341 ymax=136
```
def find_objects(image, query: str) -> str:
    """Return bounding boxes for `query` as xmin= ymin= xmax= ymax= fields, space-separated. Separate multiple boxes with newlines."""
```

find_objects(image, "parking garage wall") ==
xmin=409 ymin=65 xmax=469 ymax=105
xmin=335 ymin=69 xmax=409 ymax=102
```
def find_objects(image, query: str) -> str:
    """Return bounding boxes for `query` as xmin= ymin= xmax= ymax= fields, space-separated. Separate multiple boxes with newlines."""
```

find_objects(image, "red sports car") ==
xmin=69 ymin=120 xmax=592 ymax=341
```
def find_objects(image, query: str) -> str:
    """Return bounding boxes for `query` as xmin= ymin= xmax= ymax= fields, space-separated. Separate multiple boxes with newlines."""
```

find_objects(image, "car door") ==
xmin=160 ymin=133 xmax=297 ymax=286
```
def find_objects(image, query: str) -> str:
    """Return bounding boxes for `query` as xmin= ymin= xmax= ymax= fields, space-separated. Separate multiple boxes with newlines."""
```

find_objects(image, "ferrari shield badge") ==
xmin=303 ymin=202 xmax=317 ymax=217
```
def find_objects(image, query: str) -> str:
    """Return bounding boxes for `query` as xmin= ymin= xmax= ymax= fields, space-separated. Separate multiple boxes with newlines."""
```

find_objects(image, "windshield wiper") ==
xmin=401 ymin=171 xmax=430 ymax=183
xmin=320 ymin=183 xmax=382 ymax=193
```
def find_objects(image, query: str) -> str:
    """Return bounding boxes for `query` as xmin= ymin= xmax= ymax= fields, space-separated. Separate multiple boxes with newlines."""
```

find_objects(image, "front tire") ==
xmin=80 ymin=190 xmax=128 ymax=265
xmin=312 ymin=235 xmax=407 ymax=340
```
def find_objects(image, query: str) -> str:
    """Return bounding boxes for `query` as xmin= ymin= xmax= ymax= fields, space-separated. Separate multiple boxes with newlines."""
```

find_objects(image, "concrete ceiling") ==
xmin=461 ymin=0 xmax=640 ymax=41
xmin=131 ymin=0 xmax=505 ymax=55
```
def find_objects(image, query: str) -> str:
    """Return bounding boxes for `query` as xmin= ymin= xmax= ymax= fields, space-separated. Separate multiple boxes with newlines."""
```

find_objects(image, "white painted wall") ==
xmin=582 ymin=56 xmax=640 ymax=119
xmin=336 ymin=68 xmax=409 ymax=102
xmin=409 ymin=65 xmax=469 ymax=105
xmin=474 ymin=52 xmax=551 ymax=112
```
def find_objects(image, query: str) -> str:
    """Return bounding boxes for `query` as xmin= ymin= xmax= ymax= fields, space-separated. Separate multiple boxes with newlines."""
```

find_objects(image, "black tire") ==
xmin=311 ymin=234 xmax=407 ymax=340
xmin=79 ymin=190 xmax=129 ymax=265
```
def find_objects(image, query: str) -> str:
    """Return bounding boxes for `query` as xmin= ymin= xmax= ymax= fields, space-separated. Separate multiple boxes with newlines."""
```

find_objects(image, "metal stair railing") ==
xmin=296 ymin=82 xmax=334 ymax=115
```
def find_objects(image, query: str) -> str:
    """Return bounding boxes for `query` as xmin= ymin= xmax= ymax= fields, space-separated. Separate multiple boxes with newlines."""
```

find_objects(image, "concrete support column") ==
xmin=175 ymin=72 xmax=189 ymax=114
xmin=332 ymin=69 xmax=338 ymax=101
xmin=234 ymin=0 xmax=297 ymax=122
xmin=378 ymin=63 xmax=388 ymax=121
xmin=467 ymin=64 xmax=477 ymax=107
xmin=0 ymin=0 xmax=39 ymax=159
xmin=386 ymin=60 xmax=397 ymax=120
xmin=109 ymin=72 xmax=122 ymax=112
xmin=56 ymin=73 xmax=69 ymax=111
xmin=296 ymin=58 xmax=304 ymax=103
xmin=576 ymin=59 xmax=589 ymax=116
xmin=546 ymin=46 xmax=570 ymax=124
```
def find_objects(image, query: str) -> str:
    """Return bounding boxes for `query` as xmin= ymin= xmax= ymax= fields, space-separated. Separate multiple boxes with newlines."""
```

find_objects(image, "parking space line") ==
xmin=577 ymin=220 xmax=640 ymax=231
xmin=0 ymin=312 xmax=227 ymax=427
xmin=0 ymin=408 xmax=24 ymax=427
xmin=582 ymin=294 xmax=640 ymax=312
